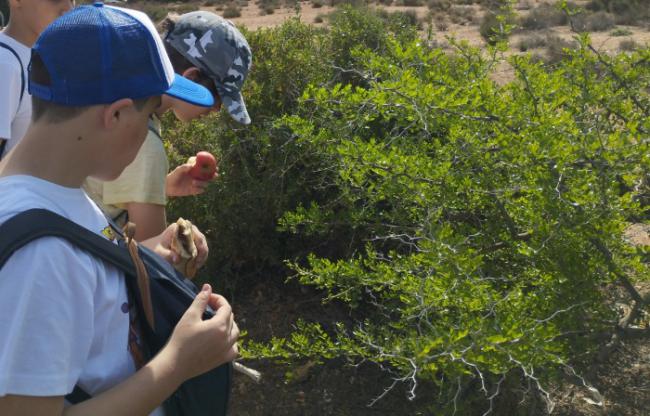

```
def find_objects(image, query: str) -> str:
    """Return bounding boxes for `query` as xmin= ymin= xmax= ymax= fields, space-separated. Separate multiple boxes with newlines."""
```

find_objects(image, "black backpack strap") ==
xmin=0 ymin=41 xmax=25 ymax=105
xmin=0 ymin=41 xmax=26 ymax=160
xmin=66 ymin=385 xmax=92 ymax=404
xmin=0 ymin=209 xmax=135 ymax=273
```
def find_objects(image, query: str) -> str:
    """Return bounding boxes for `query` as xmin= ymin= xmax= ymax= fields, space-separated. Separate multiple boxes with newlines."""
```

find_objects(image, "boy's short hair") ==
xmin=30 ymin=52 xmax=85 ymax=123
xmin=28 ymin=4 xmax=214 ymax=114
xmin=161 ymin=17 xmax=195 ymax=74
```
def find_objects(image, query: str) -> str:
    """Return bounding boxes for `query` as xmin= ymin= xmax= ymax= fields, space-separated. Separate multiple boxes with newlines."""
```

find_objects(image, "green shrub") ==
xmin=585 ymin=0 xmax=648 ymax=26
xmin=398 ymin=0 xmax=423 ymax=6
xmin=328 ymin=0 xmax=365 ymax=7
xmin=165 ymin=9 xmax=422 ymax=289
xmin=585 ymin=0 xmax=605 ymax=11
xmin=585 ymin=11 xmax=616 ymax=31
xmin=244 ymin=39 xmax=650 ymax=412
xmin=519 ymin=3 xmax=567 ymax=30
xmin=427 ymin=0 xmax=450 ymax=11
xmin=611 ymin=27 xmax=633 ymax=36
xmin=517 ymin=33 xmax=548 ymax=51
xmin=479 ymin=11 xmax=513 ymax=45
xmin=619 ymin=39 xmax=638 ymax=51
xmin=311 ymin=0 xmax=324 ymax=8
xmin=516 ymin=0 xmax=532 ymax=10
xmin=543 ymin=35 xmax=578 ymax=65
xmin=164 ymin=10 xmax=650 ymax=413
xmin=377 ymin=9 xmax=421 ymax=30
xmin=222 ymin=4 xmax=242 ymax=17
xmin=260 ymin=4 xmax=275 ymax=14
xmin=448 ymin=5 xmax=476 ymax=24
xmin=434 ymin=16 xmax=449 ymax=31
xmin=174 ymin=3 xmax=197 ymax=14
xmin=138 ymin=3 xmax=168 ymax=23
xmin=327 ymin=6 xmax=418 ymax=82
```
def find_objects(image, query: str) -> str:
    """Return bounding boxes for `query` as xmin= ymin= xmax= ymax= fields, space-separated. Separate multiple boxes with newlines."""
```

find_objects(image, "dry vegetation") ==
xmin=120 ymin=0 xmax=649 ymax=85
xmin=125 ymin=0 xmax=649 ymax=57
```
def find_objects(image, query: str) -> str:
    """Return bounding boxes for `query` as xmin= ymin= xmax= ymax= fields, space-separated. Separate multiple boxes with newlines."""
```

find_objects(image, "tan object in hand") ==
xmin=170 ymin=217 xmax=198 ymax=278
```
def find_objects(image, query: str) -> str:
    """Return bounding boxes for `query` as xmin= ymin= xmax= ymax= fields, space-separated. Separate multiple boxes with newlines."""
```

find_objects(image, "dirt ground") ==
xmin=553 ymin=338 xmax=650 ymax=416
xmin=227 ymin=228 xmax=650 ymax=415
xmin=228 ymin=280 xmax=438 ymax=416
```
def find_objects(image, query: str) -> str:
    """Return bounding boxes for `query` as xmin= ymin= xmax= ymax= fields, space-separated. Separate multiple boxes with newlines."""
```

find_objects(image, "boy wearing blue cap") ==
xmin=0 ymin=4 xmax=238 ymax=415
xmin=85 ymin=11 xmax=253 ymax=241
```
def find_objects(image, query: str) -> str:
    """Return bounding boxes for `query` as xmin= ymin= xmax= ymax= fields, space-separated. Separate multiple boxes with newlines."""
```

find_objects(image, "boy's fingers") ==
xmin=187 ymin=284 xmax=211 ymax=320
xmin=160 ymin=223 xmax=178 ymax=246
xmin=157 ymin=246 xmax=178 ymax=264
xmin=207 ymin=293 xmax=229 ymax=311
xmin=208 ymin=294 xmax=234 ymax=326
xmin=230 ymin=321 xmax=240 ymax=343
xmin=192 ymin=180 xmax=209 ymax=189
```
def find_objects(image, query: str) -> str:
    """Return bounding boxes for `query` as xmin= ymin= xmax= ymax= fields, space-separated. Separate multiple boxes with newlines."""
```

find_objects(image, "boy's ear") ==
xmin=102 ymin=98 xmax=135 ymax=130
xmin=181 ymin=67 xmax=202 ymax=82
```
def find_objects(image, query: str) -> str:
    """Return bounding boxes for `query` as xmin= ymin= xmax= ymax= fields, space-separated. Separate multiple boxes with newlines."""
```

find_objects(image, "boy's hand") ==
xmin=166 ymin=284 xmax=239 ymax=381
xmin=153 ymin=222 xmax=209 ymax=272
xmin=166 ymin=162 xmax=217 ymax=197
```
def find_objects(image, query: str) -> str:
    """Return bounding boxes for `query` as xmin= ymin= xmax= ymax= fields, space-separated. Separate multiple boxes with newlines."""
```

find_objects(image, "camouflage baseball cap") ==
xmin=165 ymin=11 xmax=252 ymax=124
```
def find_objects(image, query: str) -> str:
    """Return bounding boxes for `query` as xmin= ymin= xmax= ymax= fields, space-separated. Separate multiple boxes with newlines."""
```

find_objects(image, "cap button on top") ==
xmin=94 ymin=1 xmax=104 ymax=7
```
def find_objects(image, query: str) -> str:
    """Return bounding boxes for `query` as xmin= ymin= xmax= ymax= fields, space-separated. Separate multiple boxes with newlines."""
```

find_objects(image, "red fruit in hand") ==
xmin=188 ymin=151 xmax=217 ymax=181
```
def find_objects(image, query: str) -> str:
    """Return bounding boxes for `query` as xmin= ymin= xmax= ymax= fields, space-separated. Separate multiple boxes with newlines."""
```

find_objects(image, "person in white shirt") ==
xmin=0 ymin=0 xmax=73 ymax=159
xmin=0 ymin=4 xmax=239 ymax=415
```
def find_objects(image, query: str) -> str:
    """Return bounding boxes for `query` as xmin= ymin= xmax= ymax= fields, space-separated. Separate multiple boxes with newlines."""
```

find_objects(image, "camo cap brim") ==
xmin=165 ymin=11 xmax=252 ymax=125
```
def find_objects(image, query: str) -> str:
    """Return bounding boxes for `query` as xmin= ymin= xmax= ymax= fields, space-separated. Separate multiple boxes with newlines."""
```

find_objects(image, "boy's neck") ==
xmin=0 ymin=123 xmax=95 ymax=188
xmin=3 ymin=20 xmax=38 ymax=47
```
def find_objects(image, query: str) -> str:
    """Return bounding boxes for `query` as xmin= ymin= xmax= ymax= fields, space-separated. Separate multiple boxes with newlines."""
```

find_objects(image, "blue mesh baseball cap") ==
xmin=29 ymin=3 xmax=214 ymax=107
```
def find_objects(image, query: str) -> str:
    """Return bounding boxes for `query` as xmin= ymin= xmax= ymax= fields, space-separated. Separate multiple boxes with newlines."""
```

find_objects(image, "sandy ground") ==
xmin=199 ymin=1 xmax=335 ymax=30
xmin=197 ymin=0 xmax=650 ymax=51
xmin=190 ymin=0 xmax=650 ymax=84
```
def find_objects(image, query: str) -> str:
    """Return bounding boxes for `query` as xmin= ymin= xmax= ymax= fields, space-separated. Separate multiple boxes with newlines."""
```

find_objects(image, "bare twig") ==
xmin=233 ymin=362 xmax=263 ymax=383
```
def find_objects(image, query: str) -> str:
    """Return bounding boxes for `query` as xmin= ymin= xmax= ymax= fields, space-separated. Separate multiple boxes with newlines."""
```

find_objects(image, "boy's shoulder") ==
xmin=0 ymin=175 xmax=108 ymax=234
xmin=0 ymin=33 xmax=29 ymax=86
xmin=0 ymin=32 xmax=30 ymax=62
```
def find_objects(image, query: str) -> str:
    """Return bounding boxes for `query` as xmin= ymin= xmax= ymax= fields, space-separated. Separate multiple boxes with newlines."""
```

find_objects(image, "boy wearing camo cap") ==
xmin=165 ymin=11 xmax=252 ymax=125
xmin=85 ymin=11 xmax=252 ymax=241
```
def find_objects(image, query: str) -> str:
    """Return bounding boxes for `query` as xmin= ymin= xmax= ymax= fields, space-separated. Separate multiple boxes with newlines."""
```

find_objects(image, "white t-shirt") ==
xmin=0 ymin=175 xmax=163 ymax=416
xmin=0 ymin=32 xmax=31 ymax=155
